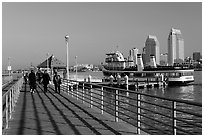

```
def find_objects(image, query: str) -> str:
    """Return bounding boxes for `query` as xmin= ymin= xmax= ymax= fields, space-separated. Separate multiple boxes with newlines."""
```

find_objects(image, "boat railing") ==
xmin=61 ymin=78 xmax=202 ymax=135
xmin=68 ymin=74 xmax=102 ymax=82
xmin=2 ymin=77 xmax=24 ymax=130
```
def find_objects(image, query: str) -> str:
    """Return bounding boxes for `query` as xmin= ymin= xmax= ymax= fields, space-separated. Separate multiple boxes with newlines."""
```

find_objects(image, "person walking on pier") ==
xmin=42 ymin=70 xmax=51 ymax=93
xmin=36 ymin=69 xmax=43 ymax=84
xmin=53 ymin=72 xmax=62 ymax=94
xmin=24 ymin=72 xmax=28 ymax=85
xmin=28 ymin=70 xmax=36 ymax=93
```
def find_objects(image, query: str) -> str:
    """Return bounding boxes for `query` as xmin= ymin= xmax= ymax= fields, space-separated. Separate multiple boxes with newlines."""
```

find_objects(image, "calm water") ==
xmin=71 ymin=71 xmax=202 ymax=103
xmin=72 ymin=70 xmax=202 ymax=134
xmin=139 ymin=71 xmax=202 ymax=103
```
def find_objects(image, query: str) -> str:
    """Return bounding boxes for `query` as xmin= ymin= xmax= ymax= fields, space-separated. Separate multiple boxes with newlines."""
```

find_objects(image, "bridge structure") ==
xmin=2 ymin=76 xmax=202 ymax=135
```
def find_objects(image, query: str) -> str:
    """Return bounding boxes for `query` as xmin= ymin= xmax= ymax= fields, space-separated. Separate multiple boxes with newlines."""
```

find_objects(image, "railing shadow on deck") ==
xmin=47 ymin=86 xmax=124 ymax=135
xmin=3 ymin=81 xmax=136 ymax=135
xmin=46 ymin=85 xmax=135 ymax=135
xmin=60 ymin=78 xmax=202 ymax=135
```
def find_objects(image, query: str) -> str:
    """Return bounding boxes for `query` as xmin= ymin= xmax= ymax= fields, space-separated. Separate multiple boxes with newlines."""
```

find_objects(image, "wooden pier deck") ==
xmin=3 ymin=83 xmax=138 ymax=135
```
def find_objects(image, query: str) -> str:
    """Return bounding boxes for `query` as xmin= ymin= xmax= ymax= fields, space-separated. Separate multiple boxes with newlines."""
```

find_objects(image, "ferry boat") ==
xmin=102 ymin=51 xmax=194 ymax=86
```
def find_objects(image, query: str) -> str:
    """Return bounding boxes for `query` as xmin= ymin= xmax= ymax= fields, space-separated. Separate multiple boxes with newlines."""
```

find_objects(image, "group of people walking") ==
xmin=24 ymin=69 xmax=61 ymax=93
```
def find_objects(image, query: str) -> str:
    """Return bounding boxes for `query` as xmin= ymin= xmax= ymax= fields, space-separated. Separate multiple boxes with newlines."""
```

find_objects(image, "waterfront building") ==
xmin=144 ymin=35 xmax=160 ymax=66
xmin=160 ymin=53 xmax=168 ymax=66
xmin=142 ymin=47 xmax=146 ymax=65
xmin=193 ymin=52 xmax=201 ymax=61
xmin=168 ymin=28 xmax=184 ymax=65
xmin=128 ymin=48 xmax=139 ymax=67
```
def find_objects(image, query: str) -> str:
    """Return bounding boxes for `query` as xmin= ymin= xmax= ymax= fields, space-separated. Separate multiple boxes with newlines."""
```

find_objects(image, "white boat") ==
xmin=102 ymin=51 xmax=194 ymax=86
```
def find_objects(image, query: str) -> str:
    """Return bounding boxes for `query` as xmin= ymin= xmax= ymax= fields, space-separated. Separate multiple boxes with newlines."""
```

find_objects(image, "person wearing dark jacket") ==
xmin=36 ymin=69 xmax=43 ymax=84
xmin=42 ymin=70 xmax=51 ymax=92
xmin=53 ymin=72 xmax=62 ymax=93
xmin=28 ymin=70 xmax=36 ymax=93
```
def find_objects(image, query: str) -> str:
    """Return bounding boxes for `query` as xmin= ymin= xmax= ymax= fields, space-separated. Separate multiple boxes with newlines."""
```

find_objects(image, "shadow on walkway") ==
xmin=4 ymin=83 xmax=137 ymax=135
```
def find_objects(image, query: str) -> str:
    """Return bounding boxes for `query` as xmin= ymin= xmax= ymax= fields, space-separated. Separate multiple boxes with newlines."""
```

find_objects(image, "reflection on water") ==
xmin=179 ymin=86 xmax=195 ymax=101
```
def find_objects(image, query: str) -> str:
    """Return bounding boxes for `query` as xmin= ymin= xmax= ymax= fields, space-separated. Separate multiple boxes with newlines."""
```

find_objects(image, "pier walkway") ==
xmin=3 ymin=83 xmax=137 ymax=135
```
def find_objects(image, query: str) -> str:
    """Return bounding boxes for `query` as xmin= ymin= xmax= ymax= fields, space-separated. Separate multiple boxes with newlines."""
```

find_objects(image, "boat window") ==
xmin=179 ymin=73 xmax=182 ymax=77
xmin=164 ymin=73 xmax=169 ymax=77
xmin=175 ymin=73 xmax=180 ymax=77
xmin=130 ymin=73 xmax=134 ymax=77
xmin=134 ymin=73 xmax=142 ymax=77
xmin=146 ymin=73 xmax=154 ymax=77
xmin=170 ymin=73 xmax=175 ymax=77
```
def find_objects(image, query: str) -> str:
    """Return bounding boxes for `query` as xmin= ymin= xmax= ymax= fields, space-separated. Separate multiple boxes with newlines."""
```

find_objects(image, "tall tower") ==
xmin=128 ymin=48 xmax=139 ymax=67
xmin=129 ymin=48 xmax=139 ymax=66
xmin=145 ymin=35 xmax=160 ymax=65
xmin=168 ymin=28 xmax=184 ymax=65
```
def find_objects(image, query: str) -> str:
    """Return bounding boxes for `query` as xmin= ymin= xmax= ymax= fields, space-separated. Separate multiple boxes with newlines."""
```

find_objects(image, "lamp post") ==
xmin=75 ymin=56 xmax=77 ymax=81
xmin=65 ymin=35 xmax=69 ymax=79
xmin=8 ymin=57 xmax=11 ymax=82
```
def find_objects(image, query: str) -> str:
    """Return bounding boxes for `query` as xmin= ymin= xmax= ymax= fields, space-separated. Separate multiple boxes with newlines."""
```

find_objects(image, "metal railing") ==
xmin=2 ymin=77 xmax=24 ymax=130
xmin=2 ymin=75 xmax=13 ymax=86
xmin=61 ymin=78 xmax=202 ymax=135
xmin=68 ymin=74 xmax=102 ymax=82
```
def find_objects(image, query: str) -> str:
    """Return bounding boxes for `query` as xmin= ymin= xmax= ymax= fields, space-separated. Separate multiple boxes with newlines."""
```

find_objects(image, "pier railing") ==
xmin=2 ymin=77 xmax=24 ymax=130
xmin=2 ymin=75 xmax=13 ymax=86
xmin=61 ymin=78 xmax=202 ymax=135
xmin=68 ymin=74 xmax=102 ymax=83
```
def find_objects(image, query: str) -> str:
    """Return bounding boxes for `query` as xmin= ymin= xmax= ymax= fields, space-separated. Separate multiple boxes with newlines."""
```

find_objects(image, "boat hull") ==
xmin=168 ymin=80 xmax=194 ymax=86
xmin=102 ymin=68 xmax=195 ymax=86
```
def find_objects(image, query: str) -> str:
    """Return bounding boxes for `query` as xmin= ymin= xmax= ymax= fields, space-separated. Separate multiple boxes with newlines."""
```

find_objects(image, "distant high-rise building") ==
xmin=160 ymin=53 xmax=168 ymax=66
xmin=128 ymin=48 xmax=139 ymax=67
xmin=145 ymin=35 xmax=160 ymax=65
xmin=193 ymin=52 xmax=201 ymax=61
xmin=168 ymin=28 xmax=184 ymax=65
xmin=142 ymin=47 xmax=146 ymax=65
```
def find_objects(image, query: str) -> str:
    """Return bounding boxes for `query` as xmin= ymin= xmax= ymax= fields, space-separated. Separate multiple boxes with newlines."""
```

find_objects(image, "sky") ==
xmin=2 ymin=2 xmax=202 ymax=70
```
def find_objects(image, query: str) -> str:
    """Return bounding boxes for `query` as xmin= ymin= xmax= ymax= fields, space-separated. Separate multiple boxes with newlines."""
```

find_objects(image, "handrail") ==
xmin=2 ymin=77 xmax=24 ymax=130
xmin=61 ymin=78 xmax=202 ymax=135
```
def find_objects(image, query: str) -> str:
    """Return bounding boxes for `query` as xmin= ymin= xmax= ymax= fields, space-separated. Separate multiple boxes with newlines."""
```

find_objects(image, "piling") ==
xmin=124 ymin=75 xmax=129 ymax=96
xmin=109 ymin=75 xmax=114 ymax=85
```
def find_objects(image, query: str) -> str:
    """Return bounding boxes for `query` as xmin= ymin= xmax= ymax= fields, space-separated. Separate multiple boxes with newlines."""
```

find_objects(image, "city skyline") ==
xmin=2 ymin=2 xmax=202 ymax=70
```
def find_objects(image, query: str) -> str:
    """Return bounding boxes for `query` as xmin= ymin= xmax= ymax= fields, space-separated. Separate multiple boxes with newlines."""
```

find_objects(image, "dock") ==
xmin=2 ymin=82 xmax=139 ymax=135
xmin=97 ymin=81 xmax=166 ymax=90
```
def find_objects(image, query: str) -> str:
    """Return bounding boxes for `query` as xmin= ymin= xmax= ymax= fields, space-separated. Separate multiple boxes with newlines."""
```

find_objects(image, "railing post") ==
xmin=14 ymin=87 xmax=17 ymax=103
xmin=147 ymin=78 xmax=149 ymax=86
xmin=110 ymin=75 xmax=114 ymax=85
xmin=82 ymin=83 xmax=84 ymax=104
xmin=90 ymin=85 xmax=93 ymax=108
xmin=137 ymin=93 xmax=141 ymax=134
xmin=115 ymin=89 xmax=119 ymax=122
xmin=17 ymin=86 xmax=20 ymax=101
xmin=6 ymin=94 xmax=9 ymax=129
xmin=172 ymin=101 xmax=177 ymax=135
xmin=88 ymin=75 xmax=92 ymax=83
xmin=136 ymin=79 xmax=138 ymax=91
xmin=124 ymin=75 xmax=129 ymax=96
xmin=9 ymin=90 xmax=12 ymax=119
xmin=117 ymin=74 xmax=121 ymax=85
xmin=101 ymin=87 xmax=104 ymax=114
xmin=67 ymin=79 xmax=69 ymax=95
xmin=12 ymin=88 xmax=15 ymax=112
xmin=71 ymin=84 xmax=73 ymax=97
xmin=76 ymin=82 xmax=78 ymax=100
